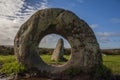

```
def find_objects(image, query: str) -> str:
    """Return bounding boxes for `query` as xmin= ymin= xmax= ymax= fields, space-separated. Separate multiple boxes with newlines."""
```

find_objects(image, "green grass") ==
xmin=0 ymin=55 xmax=120 ymax=75
xmin=40 ymin=54 xmax=70 ymax=65
xmin=0 ymin=61 xmax=25 ymax=74
xmin=0 ymin=55 xmax=26 ymax=74
xmin=103 ymin=55 xmax=120 ymax=75
xmin=0 ymin=55 xmax=16 ymax=63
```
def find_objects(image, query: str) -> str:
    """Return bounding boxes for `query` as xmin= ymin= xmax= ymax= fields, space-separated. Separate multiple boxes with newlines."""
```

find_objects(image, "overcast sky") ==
xmin=0 ymin=0 xmax=120 ymax=49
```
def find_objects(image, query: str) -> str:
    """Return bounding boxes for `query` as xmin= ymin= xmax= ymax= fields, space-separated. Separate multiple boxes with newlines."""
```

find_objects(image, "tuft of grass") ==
xmin=0 ymin=55 xmax=26 ymax=75
xmin=0 ymin=61 xmax=26 ymax=74
xmin=0 ymin=55 xmax=16 ymax=64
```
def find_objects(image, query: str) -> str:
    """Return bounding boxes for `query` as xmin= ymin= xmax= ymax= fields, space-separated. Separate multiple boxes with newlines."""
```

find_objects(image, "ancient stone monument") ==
xmin=51 ymin=38 xmax=67 ymax=61
xmin=14 ymin=8 xmax=106 ymax=79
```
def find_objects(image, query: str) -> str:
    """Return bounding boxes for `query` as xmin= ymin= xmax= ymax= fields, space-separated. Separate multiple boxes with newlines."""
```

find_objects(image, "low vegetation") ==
xmin=0 ymin=55 xmax=120 ymax=75
xmin=103 ymin=55 xmax=120 ymax=75
xmin=0 ymin=55 xmax=26 ymax=74
xmin=40 ymin=54 xmax=70 ymax=65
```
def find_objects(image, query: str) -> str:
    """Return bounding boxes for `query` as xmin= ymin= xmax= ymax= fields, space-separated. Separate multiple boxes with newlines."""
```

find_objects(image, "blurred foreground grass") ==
xmin=0 ymin=55 xmax=25 ymax=74
xmin=0 ymin=55 xmax=120 ymax=75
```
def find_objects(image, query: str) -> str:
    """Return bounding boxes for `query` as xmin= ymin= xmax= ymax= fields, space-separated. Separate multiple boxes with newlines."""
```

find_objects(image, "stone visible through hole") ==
xmin=39 ymin=34 xmax=71 ymax=66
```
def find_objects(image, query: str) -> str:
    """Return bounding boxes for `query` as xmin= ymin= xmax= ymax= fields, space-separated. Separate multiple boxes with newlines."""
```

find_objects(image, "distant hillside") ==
xmin=101 ymin=49 xmax=120 ymax=55
xmin=0 ymin=45 xmax=71 ymax=55
xmin=0 ymin=45 xmax=120 ymax=55
xmin=0 ymin=45 xmax=14 ymax=55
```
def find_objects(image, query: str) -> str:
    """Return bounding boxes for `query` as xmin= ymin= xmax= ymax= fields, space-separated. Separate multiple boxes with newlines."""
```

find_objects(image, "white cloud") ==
xmin=97 ymin=36 xmax=110 ymax=43
xmin=111 ymin=18 xmax=120 ymax=23
xmin=96 ymin=32 xmax=120 ymax=37
xmin=0 ymin=0 xmax=48 ymax=45
xmin=40 ymin=0 xmax=48 ymax=9
xmin=90 ymin=24 xmax=99 ymax=28
xmin=39 ymin=34 xmax=71 ymax=48
xmin=76 ymin=0 xmax=84 ymax=3
xmin=0 ymin=0 xmax=24 ymax=17
xmin=96 ymin=32 xmax=120 ymax=43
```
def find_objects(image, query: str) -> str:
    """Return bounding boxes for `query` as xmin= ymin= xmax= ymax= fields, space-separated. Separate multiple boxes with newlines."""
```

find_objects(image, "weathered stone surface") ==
xmin=51 ymin=38 xmax=67 ymax=61
xmin=14 ymin=8 xmax=102 ymax=79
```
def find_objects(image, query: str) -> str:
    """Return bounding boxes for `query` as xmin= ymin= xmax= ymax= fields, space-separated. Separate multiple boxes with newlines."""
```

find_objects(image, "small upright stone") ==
xmin=51 ymin=38 xmax=67 ymax=61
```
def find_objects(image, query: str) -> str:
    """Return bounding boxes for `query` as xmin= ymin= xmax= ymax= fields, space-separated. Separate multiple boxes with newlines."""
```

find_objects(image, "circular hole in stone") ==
xmin=38 ymin=34 xmax=71 ymax=66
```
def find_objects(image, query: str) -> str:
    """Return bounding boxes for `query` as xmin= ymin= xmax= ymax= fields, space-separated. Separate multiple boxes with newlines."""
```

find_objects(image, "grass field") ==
xmin=40 ymin=54 xmax=70 ymax=65
xmin=103 ymin=55 xmax=120 ymax=75
xmin=0 ymin=55 xmax=120 ymax=75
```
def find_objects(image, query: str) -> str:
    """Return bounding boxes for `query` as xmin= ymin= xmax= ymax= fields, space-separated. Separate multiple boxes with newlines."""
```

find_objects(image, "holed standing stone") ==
xmin=51 ymin=38 xmax=67 ymax=61
xmin=14 ymin=8 xmax=109 ymax=80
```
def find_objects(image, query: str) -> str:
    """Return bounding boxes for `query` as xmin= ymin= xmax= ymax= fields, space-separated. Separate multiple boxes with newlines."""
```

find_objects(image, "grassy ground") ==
xmin=0 ymin=55 xmax=25 ymax=74
xmin=40 ymin=54 xmax=70 ymax=65
xmin=103 ymin=55 xmax=120 ymax=75
xmin=0 ymin=55 xmax=120 ymax=75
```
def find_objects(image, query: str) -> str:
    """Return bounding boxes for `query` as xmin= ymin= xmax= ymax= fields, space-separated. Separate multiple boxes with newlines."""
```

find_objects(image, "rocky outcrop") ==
xmin=14 ymin=8 xmax=103 ymax=79
xmin=51 ymin=38 xmax=67 ymax=61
